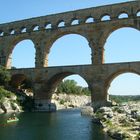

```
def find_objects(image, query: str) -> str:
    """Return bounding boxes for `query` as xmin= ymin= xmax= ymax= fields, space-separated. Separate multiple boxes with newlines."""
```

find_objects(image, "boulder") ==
xmin=81 ymin=106 xmax=94 ymax=116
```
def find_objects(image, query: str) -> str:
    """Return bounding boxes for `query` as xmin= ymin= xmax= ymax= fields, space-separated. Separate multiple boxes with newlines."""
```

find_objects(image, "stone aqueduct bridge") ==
xmin=0 ymin=1 xmax=140 ymax=109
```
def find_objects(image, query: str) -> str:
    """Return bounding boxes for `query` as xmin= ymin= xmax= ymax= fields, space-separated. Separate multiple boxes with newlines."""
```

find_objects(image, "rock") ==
xmin=0 ymin=108 xmax=4 ymax=113
xmin=11 ymin=102 xmax=21 ymax=112
xmin=97 ymin=107 xmax=112 ymax=113
xmin=107 ymin=129 xmax=130 ymax=139
xmin=52 ymin=93 xmax=91 ymax=110
xmin=92 ymin=116 xmax=101 ymax=124
xmin=97 ymin=107 xmax=114 ymax=118
xmin=0 ymin=97 xmax=21 ymax=114
xmin=81 ymin=106 xmax=93 ymax=116
xmin=2 ymin=98 xmax=13 ymax=113
xmin=136 ymin=111 xmax=140 ymax=121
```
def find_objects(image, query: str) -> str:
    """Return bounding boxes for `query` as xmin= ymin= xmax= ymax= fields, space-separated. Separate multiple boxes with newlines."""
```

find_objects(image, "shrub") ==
xmin=57 ymin=79 xmax=91 ymax=95
xmin=0 ymin=66 xmax=11 ymax=86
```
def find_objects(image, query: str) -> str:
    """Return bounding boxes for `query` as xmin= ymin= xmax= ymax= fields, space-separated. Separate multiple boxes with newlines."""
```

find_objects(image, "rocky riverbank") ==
xmin=93 ymin=101 xmax=140 ymax=140
xmin=51 ymin=93 xmax=91 ymax=109
xmin=0 ymin=95 xmax=21 ymax=114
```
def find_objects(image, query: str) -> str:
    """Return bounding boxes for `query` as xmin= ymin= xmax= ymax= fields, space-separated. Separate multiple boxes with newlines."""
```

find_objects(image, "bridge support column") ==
xmin=33 ymin=83 xmax=56 ymax=111
xmin=91 ymin=82 xmax=111 ymax=111
xmin=35 ymin=41 xmax=49 ymax=68
xmin=89 ymin=41 xmax=104 ymax=65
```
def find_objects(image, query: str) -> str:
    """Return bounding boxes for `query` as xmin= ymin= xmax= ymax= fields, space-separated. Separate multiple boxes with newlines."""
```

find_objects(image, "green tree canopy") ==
xmin=57 ymin=79 xmax=90 ymax=95
xmin=0 ymin=66 xmax=11 ymax=86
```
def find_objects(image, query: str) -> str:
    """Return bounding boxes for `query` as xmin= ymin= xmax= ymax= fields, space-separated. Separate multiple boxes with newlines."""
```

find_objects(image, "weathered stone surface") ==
xmin=81 ymin=106 xmax=94 ymax=116
xmin=35 ymin=94 xmax=91 ymax=111
xmin=93 ymin=102 xmax=140 ymax=139
xmin=1 ymin=1 xmax=140 ymax=111
xmin=0 ymin=97 xmax=21 ymax=114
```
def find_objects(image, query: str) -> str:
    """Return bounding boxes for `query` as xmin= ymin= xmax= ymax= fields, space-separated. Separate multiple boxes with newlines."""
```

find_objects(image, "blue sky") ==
xmin=1 ymin=0 xmax=140 ymax=95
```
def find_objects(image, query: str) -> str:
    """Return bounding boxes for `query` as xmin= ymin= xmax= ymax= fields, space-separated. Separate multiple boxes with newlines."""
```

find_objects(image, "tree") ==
xmin=0 ymin=66 xmax=11 ymax=86
xmin=57 ymin=79 xmax=91 ymax=95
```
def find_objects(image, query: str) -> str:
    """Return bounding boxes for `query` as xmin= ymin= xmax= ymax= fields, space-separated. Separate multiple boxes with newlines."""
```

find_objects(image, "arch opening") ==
xmin=101 ymin=15 xmax=111 ymax=21
xmin=104 ymin=27 xmax=140 ymax=63
xmin=0 ymin=31 xmax=4 ymax=36
xmin=45 ymin=23 xmax=52 ymax=29
xmin=107 ymin=72 xmax=140 ymax=102
xmin=10 ymin=29 xmax=15 ymax=35
xmin=71 ymin=19 xmax=79 ymax=25
xmin=48 ymin=34 xmax=91 ymax=66
xmin=21 ymin=27 xmax=27 ymax=33
xmin=33 ymin=25 xmax=39 ymax=31
xmin=58 ymin=21 xmax=65 ymax=28
xmin=43 ymin=73 xmax=91 ymax=108
xmin=118 ymin=13 xmax=128 ymax=19
xmin=85 ymin=17 xmax=94 ymax=23
xmin=11 ymin=39 xmax=35 ymax=68
xmin=10 ymin=74 xmax=34 ymax=99
xmin=136 ymin=11 xmax=140 ymax=17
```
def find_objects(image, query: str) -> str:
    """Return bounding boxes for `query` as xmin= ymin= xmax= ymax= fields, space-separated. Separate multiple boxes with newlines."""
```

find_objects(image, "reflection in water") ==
xmin=0 ymin=109 xmax=112 ymax=140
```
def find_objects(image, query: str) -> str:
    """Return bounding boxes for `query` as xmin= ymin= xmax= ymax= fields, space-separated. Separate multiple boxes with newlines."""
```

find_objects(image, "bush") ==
xmin=57 ymin=79 xmax=91 ymax=95
xmin=0 ymin=66 xmax=11 ymax=86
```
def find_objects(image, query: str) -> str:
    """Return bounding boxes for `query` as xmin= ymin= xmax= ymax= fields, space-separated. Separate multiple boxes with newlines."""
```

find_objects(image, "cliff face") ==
xmin=51 ymin=93 xmax=91 ymax=109
xmin=0 ymin=96 xmax=21 ymax=114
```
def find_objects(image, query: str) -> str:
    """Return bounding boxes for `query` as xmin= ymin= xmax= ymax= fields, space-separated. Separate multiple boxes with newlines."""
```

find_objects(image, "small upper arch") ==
xmin=136 ymin=10 xmax=140 ymax=17
xmin=57 ymin=20 xmax=65 ymax=28
xmin=85 ymin=16 xmax=95 ymax=23
xmin=45 ymin=22 xmax=52 ymax=29
xmin=100 ymin=14 xmax=111 ymax=21
xmin=9 ymin=29 xmax=15 ymax=35
xmin=20 ymin=27 xmax=27 ymax=33
xmin=118 ymin=12 xmax=129 ymax=19
xmin=71 ymin=18 xmax=79 ymax=25
xmin=32 ymin=25 xmax=39 ymax=31
xmin=0 ymin=30 xmax=4 ymax=36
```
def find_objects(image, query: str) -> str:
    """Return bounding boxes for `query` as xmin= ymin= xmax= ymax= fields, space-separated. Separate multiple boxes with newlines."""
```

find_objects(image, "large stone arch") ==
xmin=105 ymin=69 xmax=140 ymax=98
xmin=5 ymin=37 xmax=36 ymax=69
xmin=35 ymin=71 xmax=90 ymax=101
xmin=100 ymin=23 xmax=140 ymax=63
xmin=43 ymin=31 xmax=92 ymax=66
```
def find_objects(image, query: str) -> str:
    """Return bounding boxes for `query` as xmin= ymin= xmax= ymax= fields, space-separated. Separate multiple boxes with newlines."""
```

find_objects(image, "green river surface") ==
xmin=0 ymin=109 xmax=112 ymax=140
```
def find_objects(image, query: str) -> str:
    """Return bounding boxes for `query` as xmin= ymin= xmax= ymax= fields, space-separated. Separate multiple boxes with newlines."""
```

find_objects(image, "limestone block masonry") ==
xmin=0 ymin=1 xmax=140 ymax=111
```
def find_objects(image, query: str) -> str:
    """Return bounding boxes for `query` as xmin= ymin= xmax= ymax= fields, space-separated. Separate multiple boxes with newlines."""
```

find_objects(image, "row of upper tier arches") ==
xmin=1 ymin=1 xmax=140 ymax=37
xmin=7 ymin=27 xmax=140 ymax=69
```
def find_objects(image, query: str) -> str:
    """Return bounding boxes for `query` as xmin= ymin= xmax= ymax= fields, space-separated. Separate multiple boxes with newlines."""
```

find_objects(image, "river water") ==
xmin=0 ymin=109 xmax=112 ymax=140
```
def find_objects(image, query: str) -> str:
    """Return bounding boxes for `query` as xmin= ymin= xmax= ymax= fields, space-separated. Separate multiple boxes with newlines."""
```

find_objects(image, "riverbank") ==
xmin=51 ymin=93 xmax=91 ymax=110
xmin=93 ymin=101 xmax=140 ymax=139
xmin=0 ymin=87 xmax=21 ymax=114
xmin=0 ymin=96 xmax=21 ymax=114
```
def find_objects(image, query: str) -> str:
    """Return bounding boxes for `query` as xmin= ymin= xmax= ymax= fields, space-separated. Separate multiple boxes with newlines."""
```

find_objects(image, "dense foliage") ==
xmin=0 ymin=66 xmax=34 ymax=111
xmin=0 ymin=66 xmax=11 ymax=86
xmin=0 ymin=86 xmax=15 ymax=103
xmin=57 ymin=79 xmax=91 ymax=95
xmin=110 ymin=95 xmax=140 ymax=103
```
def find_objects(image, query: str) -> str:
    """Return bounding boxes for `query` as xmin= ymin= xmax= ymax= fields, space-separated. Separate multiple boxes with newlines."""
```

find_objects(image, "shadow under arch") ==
xmin=7 ymin=39 xmax=36 ymax=69
xmin=47 ymin=33 xmax=91 ymax=66
xmin=105 ymin=69 xmax=140 ymax=97
xmin=41 ymin=71 xmax=91 ymax=100
xmin=10 ymin=74 xmax=32 ymax=89
xmin=103 ymin=26 xmax=140 ymax=63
